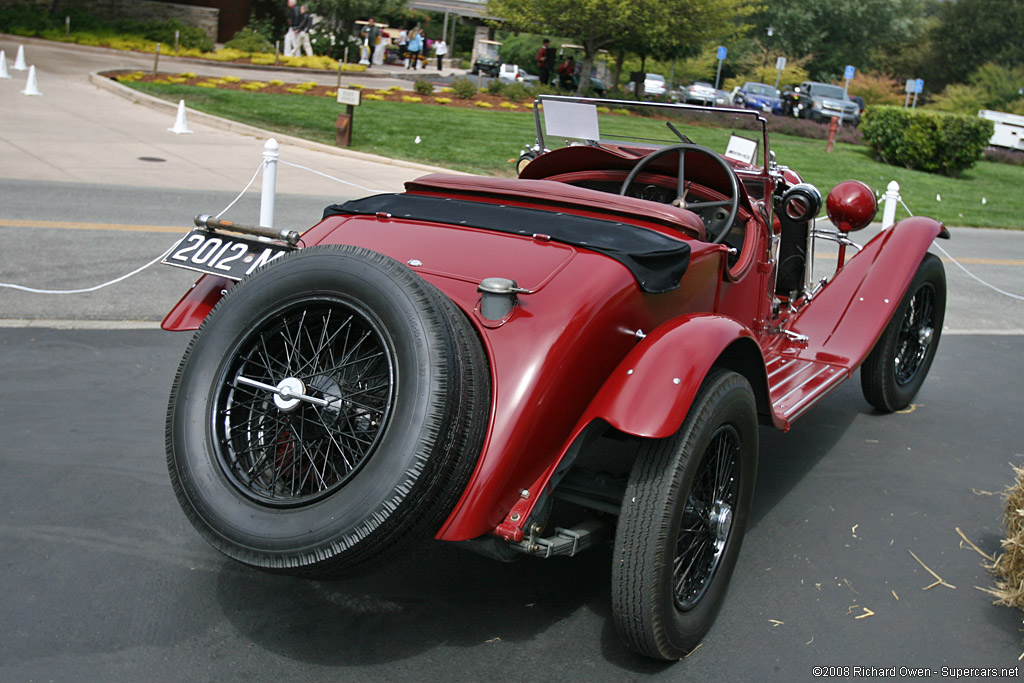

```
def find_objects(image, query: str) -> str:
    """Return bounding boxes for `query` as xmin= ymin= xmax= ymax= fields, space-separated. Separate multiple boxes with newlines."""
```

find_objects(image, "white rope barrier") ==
xmin=278 ymin=159 xmax=389 ymax=195
xmin=894 ymin=197 xmax=1024 ymax=302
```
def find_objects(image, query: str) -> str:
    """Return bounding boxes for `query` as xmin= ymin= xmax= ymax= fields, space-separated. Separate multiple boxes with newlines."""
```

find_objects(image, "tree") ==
xmin=933 ymin=0 xmax=1024 ymax=86
xmin=758 ymin=0 xmax=926 ymax=80
xmin=486 ymin=0 xmax=754 ymax=95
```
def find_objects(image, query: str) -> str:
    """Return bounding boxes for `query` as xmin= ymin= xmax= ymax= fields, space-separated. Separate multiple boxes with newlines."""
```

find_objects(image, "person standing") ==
xmin=397 ymin=27 xmax=408 ymax=67
xmin=434 ymin=38 xmax=447 ymax=71
xmin=283 ymin=0 xmax=298 ymax=56
xmin=406 ymin=27 xmax=423 ymax=70
xmin=537 ymin=38 xmax=555 ymax=85
xmin=293 ymin=5 xmax=314 ymax=57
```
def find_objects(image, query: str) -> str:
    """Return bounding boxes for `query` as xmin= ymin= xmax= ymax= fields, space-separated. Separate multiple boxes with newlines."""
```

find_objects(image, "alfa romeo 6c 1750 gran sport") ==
xmin=160 ymin=96 xmax=948 ymax=660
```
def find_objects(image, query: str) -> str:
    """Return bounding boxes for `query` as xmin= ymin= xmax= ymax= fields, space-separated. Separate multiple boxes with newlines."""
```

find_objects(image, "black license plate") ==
xmin=163 ymin=230 xmax=294 ymax=280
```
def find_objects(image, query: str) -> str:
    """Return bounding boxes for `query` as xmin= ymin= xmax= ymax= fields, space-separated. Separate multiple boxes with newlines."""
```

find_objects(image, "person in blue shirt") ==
xmin=406 ymin=27 xmax=423 ymax=70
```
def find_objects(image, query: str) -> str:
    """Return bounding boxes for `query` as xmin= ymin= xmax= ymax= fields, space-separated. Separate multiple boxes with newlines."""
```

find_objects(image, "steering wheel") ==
xmin=619 ymin=143 xmax=741 ymax=244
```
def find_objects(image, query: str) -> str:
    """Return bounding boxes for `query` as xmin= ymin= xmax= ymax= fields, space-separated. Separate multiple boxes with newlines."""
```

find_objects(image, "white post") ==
xmin=260 ymin=138 xmax=279 ymax=229
xmin=881 ymin=180 xmax=900 ymax=229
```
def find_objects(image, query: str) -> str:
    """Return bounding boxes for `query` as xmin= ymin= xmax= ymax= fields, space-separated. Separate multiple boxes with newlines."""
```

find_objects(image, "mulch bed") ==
xmin=105 ymin=70 xmax=522 ymax=110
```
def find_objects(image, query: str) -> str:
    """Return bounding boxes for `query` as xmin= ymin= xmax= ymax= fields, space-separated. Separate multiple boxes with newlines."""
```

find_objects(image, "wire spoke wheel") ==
xmin=217 ymin=300 xmax=395 ymax=507
xmin=861 ymin=253 xmax=946 ymax=412
xmin=612 ymin=369 xmax=757 ymax=660
xmin=893 ymin=284 xmax=936 ymax=386
xmin=674 ymin=425 xmax=740 ymax=610
xmin=166 ymin=245 xmax=490 ymax=576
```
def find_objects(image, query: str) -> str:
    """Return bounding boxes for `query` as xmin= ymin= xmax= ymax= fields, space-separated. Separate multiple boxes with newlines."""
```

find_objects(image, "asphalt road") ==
xmin=0 ymin=329 xmax=1021 ymax=681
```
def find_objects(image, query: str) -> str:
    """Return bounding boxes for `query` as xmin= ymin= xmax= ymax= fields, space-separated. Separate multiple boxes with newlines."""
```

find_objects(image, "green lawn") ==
xmin=127 ymin=82 xmax=1024 ymax=229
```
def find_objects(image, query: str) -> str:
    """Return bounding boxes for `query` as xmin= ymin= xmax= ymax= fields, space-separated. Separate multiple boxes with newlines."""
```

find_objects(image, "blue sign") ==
xmin=717 ymin=46 xmax=727 ymax=61
xmin=844 ymin=65 xmax=855 ymax=81
xmin=914 ymin=78 xmax=924 ymax=94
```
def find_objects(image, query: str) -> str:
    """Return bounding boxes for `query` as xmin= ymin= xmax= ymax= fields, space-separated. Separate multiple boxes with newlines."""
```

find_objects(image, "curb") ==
xmin=90 ymin=70 xmax=469 ymax=177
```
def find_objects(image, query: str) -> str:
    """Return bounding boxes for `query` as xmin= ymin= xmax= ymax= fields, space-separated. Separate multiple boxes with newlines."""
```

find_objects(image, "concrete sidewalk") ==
xmin=0 ymin=35 xmax=460 ymax=198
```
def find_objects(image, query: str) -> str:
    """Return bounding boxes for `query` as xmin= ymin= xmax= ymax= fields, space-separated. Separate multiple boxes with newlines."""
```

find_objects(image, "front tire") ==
xmin=612 ymin=369 xmax=757 ymax=660
xmin=860 ymin=252 xmax=945 ymax=412
xmin=166 ymin=245 xmax=490 ymax=576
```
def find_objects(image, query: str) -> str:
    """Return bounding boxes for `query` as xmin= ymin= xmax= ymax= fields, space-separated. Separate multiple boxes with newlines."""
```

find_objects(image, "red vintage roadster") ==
xmin=161 ymin=96 xmax=947 ymax=660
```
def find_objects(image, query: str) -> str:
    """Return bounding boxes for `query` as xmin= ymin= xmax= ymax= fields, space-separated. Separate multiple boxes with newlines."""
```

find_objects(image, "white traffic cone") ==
xmin=0 ymin=50 xmax=11 ymax=79
xmin=20 ymin=65 xmax=42 ymax=96
xmin=13 ymin=44 xmax=28 ymax=71
xmin=167 ymin=99 xmax=193 ymax=134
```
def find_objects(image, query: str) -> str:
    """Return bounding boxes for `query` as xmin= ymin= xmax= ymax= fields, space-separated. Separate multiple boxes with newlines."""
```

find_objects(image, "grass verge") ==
xmin=126 ymin=81 xmax=1024 ymax=228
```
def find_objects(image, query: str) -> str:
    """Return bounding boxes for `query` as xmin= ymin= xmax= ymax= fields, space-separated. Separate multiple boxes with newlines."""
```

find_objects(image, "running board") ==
xmin=766 ymin=355 xmax=849 ymax=423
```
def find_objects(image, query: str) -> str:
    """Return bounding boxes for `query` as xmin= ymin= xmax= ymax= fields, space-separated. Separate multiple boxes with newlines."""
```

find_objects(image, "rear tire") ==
xmin=166 ymin=245 xmax=490 ymax=576
xmin=860 ymin=253 xmax=945 ymax=412
xmin=612 ymin=369 xmax=757 ymax=660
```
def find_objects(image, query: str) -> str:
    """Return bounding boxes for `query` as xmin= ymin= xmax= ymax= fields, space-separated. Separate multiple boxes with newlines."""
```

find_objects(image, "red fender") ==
xmin=492 ymin=313 xmax=765 ymax=541
xmin=580 ymin=313 xmax=763 ymax=439
xmin=789 ymin=216 xmax=947 ymax=366
xmin=161 ymin=274 xmax=234 ymax=331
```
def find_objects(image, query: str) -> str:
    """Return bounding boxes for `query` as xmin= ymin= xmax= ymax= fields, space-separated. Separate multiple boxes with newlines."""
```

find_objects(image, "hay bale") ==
xmin=989 ymin=464 xmax=1024 ymax=608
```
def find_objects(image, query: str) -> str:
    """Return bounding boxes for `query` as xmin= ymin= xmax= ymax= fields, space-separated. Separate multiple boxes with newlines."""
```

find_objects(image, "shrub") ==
xmin=128 ymin=18 xmax=212 ymax=52
xmin=486 ymin=79 xmax=505 ymax=95
xmin=502 ymin=82 xmax=534 ymax=103
xmin=435 ymin=97 xmax=452 ymax=104
xmin=225 ymin=27 xmax=273 ymax=54
xmin=413 ymin=79 xmax=434 ymax=96
xmin=860 ymin=106 xmax=994 ymax=176
xmin=450 ymin=77 xmax=477 ymax=99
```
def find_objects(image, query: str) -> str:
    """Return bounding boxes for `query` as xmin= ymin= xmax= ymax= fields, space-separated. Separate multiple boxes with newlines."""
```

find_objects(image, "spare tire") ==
xmin=166 ymin=244 xmax=490 ymax=576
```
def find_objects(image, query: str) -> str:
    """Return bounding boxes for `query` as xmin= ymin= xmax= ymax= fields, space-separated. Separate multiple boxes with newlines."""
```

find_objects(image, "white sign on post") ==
xmin=336 ymin=89 xmax=361 ymax=106
xmin=775 ymin=56 xmax=786 ymax=71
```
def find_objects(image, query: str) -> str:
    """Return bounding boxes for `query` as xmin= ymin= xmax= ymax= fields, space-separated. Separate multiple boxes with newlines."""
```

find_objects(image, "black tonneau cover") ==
xmin=324 ymin=194 xmax=690 ymax=294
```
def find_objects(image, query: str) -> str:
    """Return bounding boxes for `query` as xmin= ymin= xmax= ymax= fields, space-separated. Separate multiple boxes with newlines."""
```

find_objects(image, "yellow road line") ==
xmin=0 ymin=219 xmax=186 ymax=234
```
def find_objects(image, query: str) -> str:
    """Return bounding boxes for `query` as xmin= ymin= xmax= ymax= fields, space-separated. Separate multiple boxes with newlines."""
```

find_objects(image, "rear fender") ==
xmin=492 ymin=314 xmax=769 ymax=541
xmin=161 ymin=275 xmax=234 ymax=331
xmin=581 ymin=314 xmax=766 ymax=439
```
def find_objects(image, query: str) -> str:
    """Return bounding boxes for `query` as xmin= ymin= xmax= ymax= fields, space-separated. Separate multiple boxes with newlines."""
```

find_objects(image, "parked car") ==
xmin=797 ymin=81 xmax=861 ymax=125
xmin=162 ymin=95 xmax=947 ymax=662
xmin=732 ymin=81 xmax=781 ymax=113
xmin=628 ymin=72 xmax=667 ymax=98
xmin=497 ymin=63 xmax=538 ymax=84
xmin=683 ymin=80 xmax=718 ymax=105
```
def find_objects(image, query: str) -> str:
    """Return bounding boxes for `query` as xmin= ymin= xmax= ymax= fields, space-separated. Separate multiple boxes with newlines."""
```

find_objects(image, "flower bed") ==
xmin=109 ymin=71 xmax=517 ymax=110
